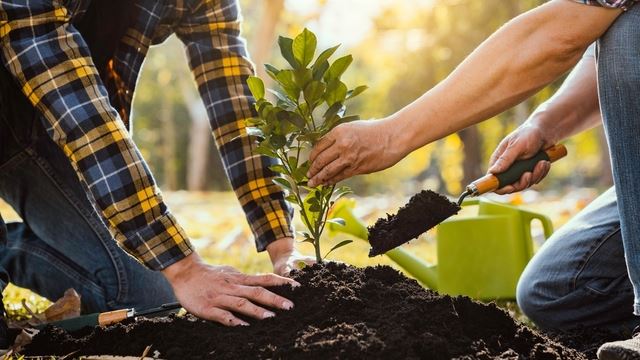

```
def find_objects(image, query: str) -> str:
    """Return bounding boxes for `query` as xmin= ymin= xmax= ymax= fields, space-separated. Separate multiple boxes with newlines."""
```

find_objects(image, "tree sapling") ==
xmin=246 ymin=28 xmax=367 ymax=263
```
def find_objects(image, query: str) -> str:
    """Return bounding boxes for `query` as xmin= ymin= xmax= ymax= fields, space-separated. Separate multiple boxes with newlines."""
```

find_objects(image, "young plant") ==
xmin=246 ymin=28 xmax=367 ymax=263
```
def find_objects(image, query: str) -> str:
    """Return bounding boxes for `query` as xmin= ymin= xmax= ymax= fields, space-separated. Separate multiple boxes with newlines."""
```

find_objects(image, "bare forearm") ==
xmin=392 ymin=0 xmax=620 ymax=155
xmin=527 ymin=50 xmax=601 ymax=144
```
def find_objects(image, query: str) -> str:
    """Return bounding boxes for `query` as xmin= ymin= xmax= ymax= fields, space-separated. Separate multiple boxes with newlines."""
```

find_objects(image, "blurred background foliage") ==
xmin=133 ymin=0 xmax=612 ymax=197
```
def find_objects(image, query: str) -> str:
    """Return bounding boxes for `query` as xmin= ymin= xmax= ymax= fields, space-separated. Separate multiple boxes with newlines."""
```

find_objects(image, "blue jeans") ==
xmin=0 ymin=68 xmax=175 ymax=313
xmin=517 ymin=6 xmax=640 ymax=332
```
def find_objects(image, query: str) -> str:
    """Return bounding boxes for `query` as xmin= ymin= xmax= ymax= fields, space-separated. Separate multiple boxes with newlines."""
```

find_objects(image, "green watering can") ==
xmin=329 ymin=197 xmax=554 ymax=300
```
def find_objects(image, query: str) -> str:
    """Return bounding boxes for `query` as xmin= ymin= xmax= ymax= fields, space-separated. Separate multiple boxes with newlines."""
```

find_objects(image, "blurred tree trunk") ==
xmin=160 ymin=89 xmax=178 ymax=190
xmin=459 ymin=127 xmax=483 ymax=186
xmin=250 ymin=0 xmax=285 ymax=82
xmin=180 ymin=78 xmax=210 ymax=191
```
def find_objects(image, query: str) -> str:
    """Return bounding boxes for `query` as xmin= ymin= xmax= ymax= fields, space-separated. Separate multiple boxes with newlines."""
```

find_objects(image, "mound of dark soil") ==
xmin=26 ymin=263 xmax=585 ymax=359
xmin=368 ymin=190 xmax=461 ymax=256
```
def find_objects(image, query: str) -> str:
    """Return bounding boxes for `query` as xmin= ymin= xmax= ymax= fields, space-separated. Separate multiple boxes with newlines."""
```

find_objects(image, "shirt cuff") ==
xmin=574 ymin=0 xmax=637 ymax=9
xmin=118 ymin=213 xmax=194 ymax=271
xmin=247 ymin=199 xmax=295 ymax=251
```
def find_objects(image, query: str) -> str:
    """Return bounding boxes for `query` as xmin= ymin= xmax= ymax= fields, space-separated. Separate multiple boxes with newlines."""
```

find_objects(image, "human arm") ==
xmin=488 ymin=45 xmax=602 ymax=194
xmin=174 ymin=0 xmax=317 ymax=275
xmin=307 ymin=0 xmax=622 ymax=187
xmin=0 ymin=0 xmax=296 ymax=325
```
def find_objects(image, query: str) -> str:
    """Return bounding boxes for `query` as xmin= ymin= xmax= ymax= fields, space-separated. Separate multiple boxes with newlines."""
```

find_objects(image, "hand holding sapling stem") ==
xmin=307 ymin=118 xmax=407 ymax=187
xmin=246 ymin=28 xmax=367 ymax=263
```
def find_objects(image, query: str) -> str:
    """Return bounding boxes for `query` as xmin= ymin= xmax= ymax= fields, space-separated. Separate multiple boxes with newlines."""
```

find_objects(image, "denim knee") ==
xmin=516 ymin=272 xmax=566 ymax=330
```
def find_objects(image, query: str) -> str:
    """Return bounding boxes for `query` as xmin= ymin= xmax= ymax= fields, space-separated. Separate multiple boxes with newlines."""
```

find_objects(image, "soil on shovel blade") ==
xmin=26 ymin=263 xmax=588 ymax=359
xmin=368 ymin=190 xmax=461 ymax=256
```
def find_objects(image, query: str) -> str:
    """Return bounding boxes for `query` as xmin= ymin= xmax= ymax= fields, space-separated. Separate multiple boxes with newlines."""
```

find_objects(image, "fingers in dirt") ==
xmin=217 ymin=295 xmax=276 ymax=320
xmin=205 ymin=307 xmax=249 ymax=327
xmin=236 ymin=285 xmax=294 ymax=311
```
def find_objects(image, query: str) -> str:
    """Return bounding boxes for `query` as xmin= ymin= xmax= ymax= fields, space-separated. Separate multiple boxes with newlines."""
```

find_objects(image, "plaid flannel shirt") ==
xmin=0 ymin=0 xmax=294 ymax=270
xmin=573 ymin=0 xmax=637 ymax=9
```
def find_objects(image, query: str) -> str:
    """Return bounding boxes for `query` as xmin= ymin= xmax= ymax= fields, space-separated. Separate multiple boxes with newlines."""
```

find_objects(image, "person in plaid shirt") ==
xmin=306 ymin=0 xmax=640 ymax=358
xmin=0 ymin=0 xmax=314 ymax=332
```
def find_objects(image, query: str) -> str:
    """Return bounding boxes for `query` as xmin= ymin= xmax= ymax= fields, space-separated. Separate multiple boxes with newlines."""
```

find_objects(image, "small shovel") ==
xmin=368 ymin=144 xmax=567 ymax=256
xmin=36 ymin=302 xmax=182 ymax=332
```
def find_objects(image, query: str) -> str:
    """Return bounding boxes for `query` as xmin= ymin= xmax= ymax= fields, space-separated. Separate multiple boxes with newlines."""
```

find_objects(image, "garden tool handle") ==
xmin=39 ymin=308 xmax=132 ymax=332
xmin=467 ymin=144 xmax=567 ymax=196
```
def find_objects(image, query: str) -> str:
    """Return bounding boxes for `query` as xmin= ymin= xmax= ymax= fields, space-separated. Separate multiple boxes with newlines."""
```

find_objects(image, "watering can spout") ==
xmin=328 ymin=199 xmax=439 ymax=290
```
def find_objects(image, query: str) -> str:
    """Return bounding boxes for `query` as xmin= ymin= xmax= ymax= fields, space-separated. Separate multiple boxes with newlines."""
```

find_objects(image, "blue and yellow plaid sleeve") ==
xmin=573 ymin=0 xmax=637 ymax=9
xmin=0 ymin=0 xmax=193 ymax=270
xmin=175 ymin=0 xmax=294 ymax=251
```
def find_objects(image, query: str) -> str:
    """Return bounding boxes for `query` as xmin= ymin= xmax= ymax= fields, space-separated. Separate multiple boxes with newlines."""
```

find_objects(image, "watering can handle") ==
xmin=520 ymin=209 xmax=553 ymax=259
xmin=520 ymin=210 xmax=553 ymax=239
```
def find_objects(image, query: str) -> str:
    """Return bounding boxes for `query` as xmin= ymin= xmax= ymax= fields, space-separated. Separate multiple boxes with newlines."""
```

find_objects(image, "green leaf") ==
xmin=312 ymin=60 xmax=329 ymax=81
xmin=275 ymin=70 xmax=299 ymax=100
xmin=245 ymin=127 xmax=264 ymax=138
xmin=332 ymin=186 xmax=353 ymax=201
xmin=255 ymin=144 xmax=277 ymax=158
xmin=312 ymin=44 xmax=340 ymax=69
xmin=285 ymin=194 xmax=298 ymax=203
xmin=264 ymin=64 xmax=280 ymax=80
xmin=323 ymin=102 xmax=345 ymax=120
xmin=304 ymin=81 xmax=326 ymax=108
xmin=339 ymin=115 xmax=360 ymax=124
xmin=288 ymin=156 xmax=298 ymax=170
xmin=247 ymin=76 xmax=265 ymax=100
xmin=324 ymin=79 xmax=348 ymax=106
xmin=297 ymin=131 xmax=322 ymax=144
xmin=292 ymin=28 xmax=317 ymax=67
xmin=277 ymin=111 xmax=305 ymax=130
xmin=278 ymin=36 xmax=299 ymax=69
xmin=269 ymin=164 xmax=288 ymax=174
xmin=267 ymin=89 xmax=297 ymax=110
xmin=291 ymin=160 xmax=309 ymax=183
xmin=273 ymin=177 xmax=293 ymax=191
xmin=326 ymin=218 xmax=346 ymax=227
xmin=323 ymin=240 xmax=353 ymax=259
xmin=325 ymin=55 xmax=353 ymax=81
xmin=346 ymin=85 xmax=368 ymax=100
xmin=294 ymin=68 xmax=313 ymax=90
xmin=270 ymin=134 xmax=287 ymax=148
xmin=296 ymin=231 xmax=315 ymax=244
xmin=246 ymin=117 xmax=264 ymax=126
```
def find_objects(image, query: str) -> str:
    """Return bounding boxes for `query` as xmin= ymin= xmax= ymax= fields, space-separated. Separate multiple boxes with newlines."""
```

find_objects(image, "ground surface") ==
xmin=26 ymin=263 xmax=590 ymax=360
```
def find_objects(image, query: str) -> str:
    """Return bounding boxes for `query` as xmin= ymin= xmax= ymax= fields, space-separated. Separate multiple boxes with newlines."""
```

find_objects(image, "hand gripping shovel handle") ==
xmin=467 ymin=144 xmax=568 ymax=196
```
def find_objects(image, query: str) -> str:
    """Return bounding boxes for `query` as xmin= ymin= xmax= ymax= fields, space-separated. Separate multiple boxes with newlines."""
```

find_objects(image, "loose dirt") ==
xmin=368 ymin=190 xmax=460 ymax=256
xmin=26 ymin=263 xmax=591 ymax=359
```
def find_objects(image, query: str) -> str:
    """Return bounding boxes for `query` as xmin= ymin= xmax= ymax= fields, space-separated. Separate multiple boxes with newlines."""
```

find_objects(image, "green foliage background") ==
xmin=132 ymin=0 xmax=610 ymax=198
